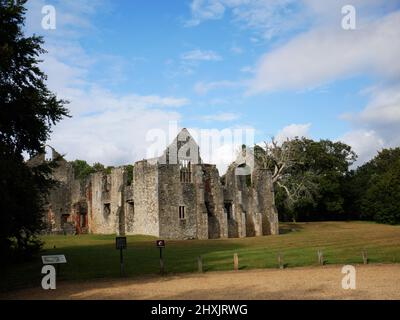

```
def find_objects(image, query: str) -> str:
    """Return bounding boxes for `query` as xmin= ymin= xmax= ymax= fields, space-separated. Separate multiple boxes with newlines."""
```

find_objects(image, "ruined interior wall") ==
xmin=223 ymin=165 xmax=279 ymax=238
xmin=69 ymin=179 xmax=87 ymax=234
xmin=158 ymin=164 xmax=203 ymax=239
xmin=203 ymin=165 xmax=227 ymax=239
xmin=193 ymin=165 xmax=208 ymax=240
xmin=88 ymin=168 xmax=124 ymax=234
xmin=112 ymin=167 xmax=125 ymax=235
xmin=224 ymin=166 xmax=246 ymax=238
xmin=123 ymin=183 xmax=134 ymax=235
xmin=131 ymin=161 xmax=159 ymax=237
xmin=252 ymin=169 xmax=279 ymax=235
xmin=44 ymin=159 xmax=75 ymax=233
xmin=46 ymin=181 xmax=71 ymax=232
xmin=28 ymin=153 xmax=86 ymax=234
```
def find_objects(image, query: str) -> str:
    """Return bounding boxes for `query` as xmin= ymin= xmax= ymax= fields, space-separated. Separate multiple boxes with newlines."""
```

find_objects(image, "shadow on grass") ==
xmin=279 ymin=223 xmax=305 ymax=234
xmin=0 ymin=239 xmax=246 ymax=292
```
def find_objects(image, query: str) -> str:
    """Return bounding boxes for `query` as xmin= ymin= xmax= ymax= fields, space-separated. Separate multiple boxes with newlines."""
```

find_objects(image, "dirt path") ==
xmin=2 ymin=264 xmax=400 ymax=300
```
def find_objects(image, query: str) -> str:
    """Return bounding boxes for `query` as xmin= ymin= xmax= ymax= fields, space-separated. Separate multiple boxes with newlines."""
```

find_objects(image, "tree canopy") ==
xmin=0 ymin=0 xmax=69 ymax=260
xmin=346 ymin=148 xmax=400 ymax=224
xmin=254 ymin=137 xmax=356 ymax=222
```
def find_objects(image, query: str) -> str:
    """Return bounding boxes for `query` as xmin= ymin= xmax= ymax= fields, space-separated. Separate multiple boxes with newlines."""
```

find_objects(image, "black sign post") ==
xmin=116 ymin=236 xmax=127 ymax=276
xmin=156 ymin=240 xmax=165 ymax=274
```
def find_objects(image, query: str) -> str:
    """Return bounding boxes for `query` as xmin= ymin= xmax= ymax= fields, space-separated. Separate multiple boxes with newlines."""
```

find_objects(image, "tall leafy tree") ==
xmin=0 ymin=0 xmax=69 ymax=259
xmin=346 ymin=148 xmax=400 ymax=224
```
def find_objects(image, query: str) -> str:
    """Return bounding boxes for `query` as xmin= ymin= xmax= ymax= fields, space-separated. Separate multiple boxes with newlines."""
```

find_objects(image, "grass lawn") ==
xmin=1 ymin=221 xmax=400 ymax=291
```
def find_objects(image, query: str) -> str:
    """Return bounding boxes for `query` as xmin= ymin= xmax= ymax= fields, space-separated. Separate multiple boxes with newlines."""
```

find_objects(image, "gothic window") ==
xmin=61 ymin=214 xmax=70 ymax=226
xmin=103 ymin=203 xmax=111 ymax=219
xmin=128 ymin=201 xmax=134 ymax=215
xmin=179 ymin=206 xmax=185 ymax=220
xmin=179 ymin=160 xmax=192 ymax=183
xmin=102 ymin=175 xmax=111 ymax=192
xmin=224 ymin=202 xmax=233 ymax=220
xmin=205 ymin=201 xmax=212 ymax=217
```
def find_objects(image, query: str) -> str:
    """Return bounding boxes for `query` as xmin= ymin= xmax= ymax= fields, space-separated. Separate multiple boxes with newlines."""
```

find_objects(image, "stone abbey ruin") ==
xmin=28 ymin=129 xmax=279 ymax=239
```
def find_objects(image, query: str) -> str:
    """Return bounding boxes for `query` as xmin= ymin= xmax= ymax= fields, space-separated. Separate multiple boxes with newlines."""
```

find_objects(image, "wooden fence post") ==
xmin=278 ymin=253 xmax=284 ymax=269
xmin=317 ymin=250 xmax=324 ymax=265
xmin=234 ymin=253 xmax=239 ymax=271
xmin=198 ymin=256 xmax=203 ymax=273
xmin=362 ymin=250 xmax=368 ymax=264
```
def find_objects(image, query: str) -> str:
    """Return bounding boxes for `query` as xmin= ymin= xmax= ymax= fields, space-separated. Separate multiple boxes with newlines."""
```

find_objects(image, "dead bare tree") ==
xmin=254 ymin=138 xmax=318 ymax=222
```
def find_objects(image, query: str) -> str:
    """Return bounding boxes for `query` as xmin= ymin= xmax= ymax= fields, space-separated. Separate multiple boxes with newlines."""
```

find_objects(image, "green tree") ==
xmin=92 ymin=162 xmax=105 ymax=172
xmin=347 ymin=148 xmax=400 ymax=224
xmin=300 ymin=139 xmax=356 ymax=219
xmin=0 ymin=0 xmax=69 ymax=259
xmin=71 ymin=160 xmax=95 ymax=181
xmin=361 ymin=158 xmax=400 ymax=224
xmin=255 ymin=138 xmax=356 ymax=222
xmin=254 ymin=138 xmax=319 ymax=222
xmin=125 ymin=164 xmax=134 ymax=185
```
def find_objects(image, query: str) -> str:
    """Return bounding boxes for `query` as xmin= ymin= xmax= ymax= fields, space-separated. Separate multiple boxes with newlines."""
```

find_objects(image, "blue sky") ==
xmin=24 ymin=0 xmax=400 ymax=173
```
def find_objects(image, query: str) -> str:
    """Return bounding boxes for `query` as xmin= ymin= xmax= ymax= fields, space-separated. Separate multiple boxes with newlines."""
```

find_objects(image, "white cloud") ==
xmin=186 ymin=126 xmax=256 ymax=175
xmin=194 ymin=80 xmax=240 ymax=95
xmin=185 ymin=0 xmax=306 ymax=39
xmin=49 ymin=103 xmax=181 ymax=166
xmin=186 ymin=0 xmax=399 ymax=38
xmin=181 ymin=49 xmax=222 ymax=61
xmin=43 ymin=60 xmax=189 ymax=164
xmin=247 ymin=11 xmax=400 ymax=94
xmin=202 ymin=112 xmax=240 ymax=122
xmin=240 ymin=66 xmax=254 ymax=73
xmin=275 ymin=123 xmax=311 ymax=144
xmin=24 ymin=1 xmax=189 ymax=166
xmin=340 ymin=83 xmax=400 ymax=166
xmin=185 ymin=0 xmax=226 ymax=27
xmin=237 ymin=3 xmax=400 ymax=166
xmin=24 ymin=0 xmax=107 ymax=39
xmin=340 ymin=130 xmax=385 ymax=166
xmin=356 ymin=85 xmax=400 ymax=128
xmin=230 ymin=45 xmax=243 ymax=54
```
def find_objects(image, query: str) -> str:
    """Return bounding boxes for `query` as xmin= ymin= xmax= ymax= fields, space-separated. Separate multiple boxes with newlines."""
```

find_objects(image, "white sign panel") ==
xmin=42 ymin=255 xmax=67 ymax=264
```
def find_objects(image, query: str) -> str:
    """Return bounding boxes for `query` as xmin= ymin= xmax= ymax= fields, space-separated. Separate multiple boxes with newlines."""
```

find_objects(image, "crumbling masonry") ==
xmin=29 ymin=129 xmax=279 ymax=239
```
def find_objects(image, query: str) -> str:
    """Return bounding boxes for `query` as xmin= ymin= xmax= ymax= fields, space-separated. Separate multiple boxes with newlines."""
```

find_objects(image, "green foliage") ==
xmin=261 ymin=138 xmax=356 ymax=222
xmin=105 ymin=166 xmax=114 ymax=174
xmin=71 ymin=160 xmax=117 ymax=180
xmin=125 ymin=164 xmax=134 ymax=185
xmin=348 ymin=148 xmax=400 ymax=224
xmin=71 ymin=160 xmax=95 ymax=180
xmin=0 ymin=0 xmax=69 ymax=260
xmin=92 ymin=162 xmax=105 ymax=172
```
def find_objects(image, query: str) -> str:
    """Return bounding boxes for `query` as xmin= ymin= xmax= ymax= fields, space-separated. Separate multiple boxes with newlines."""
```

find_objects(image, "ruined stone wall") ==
xmin=123 ymin=184 xmax=134 ymax=235
xmin=88 ymin=168 xmax=124 ymax=234
xmin=224 ymin=166 xmax=246 ymax=238
xmin=203 ymin=165 xmax=227 ymax=239
xmin=223 ymin=164 xmax=279 ymax=238
xmin=252 ymin=169 xmax=279 ymax=235
xmin=131 ymin=161 xmax=160 ymax=236
xmin=158 ymin=164 xmax=206 ymax=239
xmin=194 ymin=165 xmax=209 ymax=239
xmin=32 ymin=135 xmax=279 ymax=239
xmin=40 ymin=157 xmax=76 ymax=233
xmin=46 ymin=180 xmax=71 ymax=232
